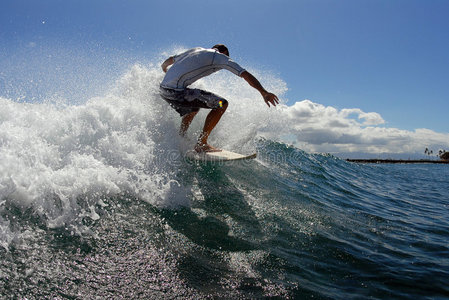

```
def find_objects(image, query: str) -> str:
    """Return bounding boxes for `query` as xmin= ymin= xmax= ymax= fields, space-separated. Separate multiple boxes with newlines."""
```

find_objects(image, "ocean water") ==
xmin=1 ymin=63 xmax=449 ymax=299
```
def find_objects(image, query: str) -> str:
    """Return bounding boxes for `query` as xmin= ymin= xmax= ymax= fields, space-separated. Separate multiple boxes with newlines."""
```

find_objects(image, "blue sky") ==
xmin=1 ymin=0 xmax=448 ymax=136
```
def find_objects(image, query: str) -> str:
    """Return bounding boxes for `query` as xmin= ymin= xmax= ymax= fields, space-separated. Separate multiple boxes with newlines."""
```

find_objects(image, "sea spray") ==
xmin=0 ymin=61 xmax=289 ymax=249
xmin=1 ymin=66 xmax=170 ymax=247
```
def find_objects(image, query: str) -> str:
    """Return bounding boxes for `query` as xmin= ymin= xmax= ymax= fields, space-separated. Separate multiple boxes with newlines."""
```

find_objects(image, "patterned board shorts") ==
xmin=160 ymin=87 xmax=227 ymax=116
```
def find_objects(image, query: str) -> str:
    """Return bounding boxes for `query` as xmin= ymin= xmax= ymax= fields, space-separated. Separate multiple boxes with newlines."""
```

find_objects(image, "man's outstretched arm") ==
xmin=161 ymin=57 xmax=174 ymax=73
xmin=240 ymin=71 xmax=279 ymax=107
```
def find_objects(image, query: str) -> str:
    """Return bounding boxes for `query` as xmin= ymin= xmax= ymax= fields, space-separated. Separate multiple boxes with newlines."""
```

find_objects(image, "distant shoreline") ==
xmin=347 ymin=159 xmax=449 ymax=164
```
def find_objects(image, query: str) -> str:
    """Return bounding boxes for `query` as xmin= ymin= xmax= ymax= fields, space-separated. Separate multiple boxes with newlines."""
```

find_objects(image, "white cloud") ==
xmin=270 ymin=100 xmax=449 ymax=156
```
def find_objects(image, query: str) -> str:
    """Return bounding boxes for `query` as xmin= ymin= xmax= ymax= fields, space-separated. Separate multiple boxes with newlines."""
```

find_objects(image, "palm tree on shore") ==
xmin=440 ymin=150 xmax=449 ymax=160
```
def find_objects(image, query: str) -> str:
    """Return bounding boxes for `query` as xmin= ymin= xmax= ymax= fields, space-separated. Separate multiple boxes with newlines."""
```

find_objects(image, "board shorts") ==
xmin=160 ymin=86 xmax=227 ymax=117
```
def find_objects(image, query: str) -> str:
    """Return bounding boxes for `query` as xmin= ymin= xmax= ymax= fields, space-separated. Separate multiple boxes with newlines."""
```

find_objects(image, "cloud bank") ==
xmin=272 ymin=100 xmax=449 ymax=157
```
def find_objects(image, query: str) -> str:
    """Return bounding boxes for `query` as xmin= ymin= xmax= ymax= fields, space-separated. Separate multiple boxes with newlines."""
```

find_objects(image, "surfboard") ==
xmin=185 ymin=149 xmax=257 ymax=162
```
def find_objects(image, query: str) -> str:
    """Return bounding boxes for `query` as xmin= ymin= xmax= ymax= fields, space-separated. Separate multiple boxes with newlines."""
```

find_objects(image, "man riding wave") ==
xmin=160 ymin=44 xmax=279 ymax=152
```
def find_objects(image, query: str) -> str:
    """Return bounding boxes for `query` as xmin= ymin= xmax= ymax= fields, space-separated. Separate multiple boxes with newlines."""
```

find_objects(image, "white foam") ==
xmin=0 ymin=58 xmax=288 ymax=249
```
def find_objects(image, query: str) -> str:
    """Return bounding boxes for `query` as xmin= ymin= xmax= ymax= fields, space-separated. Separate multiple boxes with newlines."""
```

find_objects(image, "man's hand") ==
xmin=262 ymin=92 xmax=279 ymax=107
xmin=240 ymin=71 xmax=279 ymax=108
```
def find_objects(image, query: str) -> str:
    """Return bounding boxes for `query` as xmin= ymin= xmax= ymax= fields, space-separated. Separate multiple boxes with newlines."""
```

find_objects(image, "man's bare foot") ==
xmin=194 ymin=143 xmax=222 ymax=153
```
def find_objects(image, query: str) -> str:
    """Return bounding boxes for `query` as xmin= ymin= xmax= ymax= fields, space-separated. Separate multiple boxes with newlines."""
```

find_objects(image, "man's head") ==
xmin=212 ymin=44 xmax=229 ymax=56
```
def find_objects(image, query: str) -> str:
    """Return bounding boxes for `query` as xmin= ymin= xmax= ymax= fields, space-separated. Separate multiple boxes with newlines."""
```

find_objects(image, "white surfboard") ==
xmin=185 ymin=149 xmax=257 ymax=162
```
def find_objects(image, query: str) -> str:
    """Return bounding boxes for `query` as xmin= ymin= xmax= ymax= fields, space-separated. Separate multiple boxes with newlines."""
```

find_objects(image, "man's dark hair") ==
xmin=212 ymin=44 xmax=229 ymax=56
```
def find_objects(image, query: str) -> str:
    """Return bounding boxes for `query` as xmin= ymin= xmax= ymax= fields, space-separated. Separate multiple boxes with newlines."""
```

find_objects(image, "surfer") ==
xmin=160 ymin=44 xmax=279 ymax=152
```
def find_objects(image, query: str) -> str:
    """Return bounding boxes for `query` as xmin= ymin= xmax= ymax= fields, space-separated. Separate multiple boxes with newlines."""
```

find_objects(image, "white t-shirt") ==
xmin=160 ymin=47 xmax=246 ymax=90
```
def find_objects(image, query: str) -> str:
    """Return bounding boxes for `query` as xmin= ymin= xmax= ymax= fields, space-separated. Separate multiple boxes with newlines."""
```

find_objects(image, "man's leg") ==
xmin=179 ymin=111 xmax=198 ymax=136
xmin=195 ymin=100 xmax=228 ymax=152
